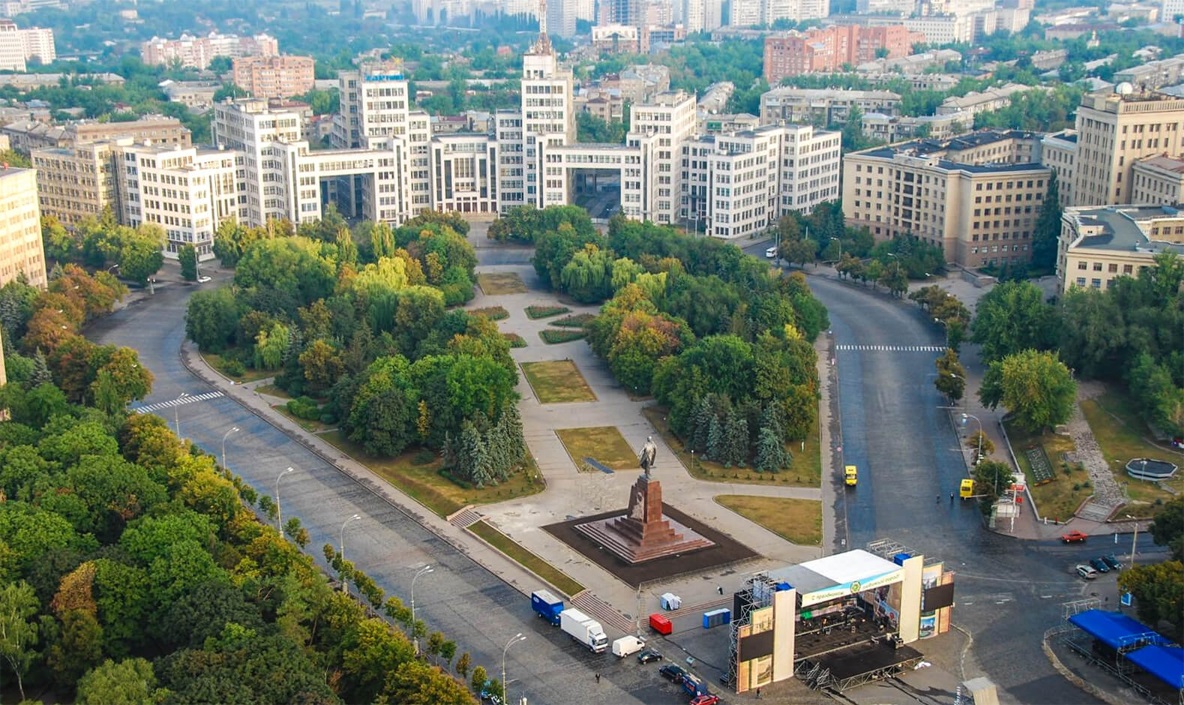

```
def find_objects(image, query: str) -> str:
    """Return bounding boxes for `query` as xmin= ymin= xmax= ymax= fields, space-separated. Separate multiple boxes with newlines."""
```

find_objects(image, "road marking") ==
xmin=132 ymin=391 xmax=224 ymax=414
xmin=835 ymin=344 xmax=946 ymax=352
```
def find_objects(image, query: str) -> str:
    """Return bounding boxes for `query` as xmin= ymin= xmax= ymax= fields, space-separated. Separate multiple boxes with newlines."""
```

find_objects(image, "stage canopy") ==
xmin=768 ymin=549 xmax=904 ymax=608
xmin=1127 ymin=645 xmax=1184 ymax=690
xmin=1068 ymin=609 xmax=1166 ymax=651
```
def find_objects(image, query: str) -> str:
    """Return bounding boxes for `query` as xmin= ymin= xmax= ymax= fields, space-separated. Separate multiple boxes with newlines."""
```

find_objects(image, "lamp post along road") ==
xmin=962 ymin=413 xmax=983 ymax=469
xmin=411 ymin=565 xmax=433 ymax=654
xmin=1126 ymin=515 xmax=1139 ymax=567
xmin=174 ymin=392 xmax=189 ymax=437
xmin=275 ymin=466 xmax=294 ymax=532
xmin=503 ymin=633 xmax=526 ymax=705
xmin=339 ymin=513 xmax=361 ymax=593
xmin=221 ymin=426 xmax=239 ymax=469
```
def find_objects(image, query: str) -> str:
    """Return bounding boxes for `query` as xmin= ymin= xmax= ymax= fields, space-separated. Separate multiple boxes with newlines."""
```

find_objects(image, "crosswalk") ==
xmin=133 ymin=391 xmax=224 ymax=414
xmin=835 ymin=344 xmax=946 ymax=353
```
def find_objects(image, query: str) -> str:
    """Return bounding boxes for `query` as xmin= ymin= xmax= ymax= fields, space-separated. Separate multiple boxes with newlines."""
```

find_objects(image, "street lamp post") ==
xmin=1126 ymin=514 xmax=1139 ymax=567
xmin=339 ymin=513 xmax=362 ymax=593
xmin=502 ymin=633 xmax=526 ymax=705
xmin=174 ymin=392 xmax=189 ymax=437
xmin=275 ymin=466 xmax=294 ymax=532
xmin=934 ymin=317 xmax=951 ymax=348
xmin=411 ymin=565 xmax=433 ymax=654
xmin=106 ymin=264 xmax=120 ymax=274
xmin=221 ymin=426 xmax=240 ymax=469
xmin=961 ymin=412 xmax=983 ymax=468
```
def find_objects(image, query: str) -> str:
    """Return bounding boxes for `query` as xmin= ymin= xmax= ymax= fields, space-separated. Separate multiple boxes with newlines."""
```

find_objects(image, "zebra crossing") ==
xmin=133 ymin=391 xmax=224 ymax=414
xmin=835 ymin=344 xmax=946 ymax=353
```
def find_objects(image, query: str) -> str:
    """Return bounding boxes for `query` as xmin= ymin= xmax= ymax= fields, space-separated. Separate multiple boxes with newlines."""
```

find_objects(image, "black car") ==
xmin=637 ymin=648 xmax=663 ymax=664
xmin=1102 ymin=554 xmax=1123 ymax=570
xmin=659 ymin=664 xmax=687 ymax=684
xmin=1089 ymin=557 xmax=1110 ymax=573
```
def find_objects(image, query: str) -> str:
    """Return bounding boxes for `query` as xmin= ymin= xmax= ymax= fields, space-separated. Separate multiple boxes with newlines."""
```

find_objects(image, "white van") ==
xmin=612 ymin=635 xmax=645 ymax=658
xmin=765 ymin=246 xmax=778 ymax=258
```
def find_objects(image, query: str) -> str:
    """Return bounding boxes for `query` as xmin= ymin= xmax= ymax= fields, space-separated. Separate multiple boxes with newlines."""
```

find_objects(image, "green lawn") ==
xmin=255 ymin=383 xmax=292 ymax=400
xmin=1005 ymin=419 xmax=1091 ymax=523
xmin=520 ymin=360 xmax=597 ymax=403
xmin=642 ymin=406 xmax=821 ymax=488
xmin=274 ymin=405 xmax=336 ymax=434
xmin=469 ymin=520 xmax=584 ymax=597
xmin=200 ymin=351 xmax=274 ymax=382
xmin=477 ymin=272 xmax=528 ymax=295
xmin=539 ymin=329 xmax=587 ymax=344
xmin=1081 ymin=391 xmax=1184 ymax=518
xmin=556 ymin=427 xmax=638 ymax=473
xmin=320 ymin=431 xmax=543 ymax=517
xmin=715 ymin=495 xmax=822 ymax=546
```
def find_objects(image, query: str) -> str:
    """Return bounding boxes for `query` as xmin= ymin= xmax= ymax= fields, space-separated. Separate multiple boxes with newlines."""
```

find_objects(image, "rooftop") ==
xmin=1136 ymin=155 xmax=1184 ymax=174
xmin=1069 ymin=205 xmax=1184 ymax=255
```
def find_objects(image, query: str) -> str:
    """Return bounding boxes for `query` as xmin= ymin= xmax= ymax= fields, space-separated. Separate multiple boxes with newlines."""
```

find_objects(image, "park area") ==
xmin=1005 ymin=420 xmax=1092 ymax=523
xmin=555 ymin=427 xmax=639 ymax=473
xmin=520 ymin=360 xmax=597 ymax=403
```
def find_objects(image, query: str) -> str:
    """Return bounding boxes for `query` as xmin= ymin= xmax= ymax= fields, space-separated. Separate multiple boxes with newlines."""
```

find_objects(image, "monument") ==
xmin=573 ymin=437 xmax=715 ymax=563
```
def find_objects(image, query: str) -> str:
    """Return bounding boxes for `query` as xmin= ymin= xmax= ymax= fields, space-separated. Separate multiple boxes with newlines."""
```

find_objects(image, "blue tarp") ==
xmin=1127 ymin=645 xmax=1184 ymax=690
xmin=1068 ymin=610 xmax=1164 ymax=650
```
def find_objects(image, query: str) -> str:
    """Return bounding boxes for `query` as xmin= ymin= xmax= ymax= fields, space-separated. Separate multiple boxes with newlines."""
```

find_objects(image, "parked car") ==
xmin=691 ymin=696 xmax=722 ymax=705
xmin=1101 ymin=554 xmax=1123 ymax=570
xmin=659 ymin=664 xmax=687 ymax=684
xmin=1061 ymin=531 xmax=1088 ymax=543
xmin=637 ymin=648 xmax=663 ymax=664
xmin=1089 ymin=557 xmax=1111 ymax=573
xmin=1076 ymin=565 xmax=1098 ymax=580
xmin=765 ymin=246 xmax=778 ymax=259
xmin=197 ymin=275 xmax=212 ymax=283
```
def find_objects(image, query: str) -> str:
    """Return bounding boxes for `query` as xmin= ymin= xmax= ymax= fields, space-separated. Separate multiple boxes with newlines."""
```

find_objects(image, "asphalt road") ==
xmin=734 ymin=237 xmax=1168 ymax=705
xmin=86 ymin=269 xmax=687 ymax=705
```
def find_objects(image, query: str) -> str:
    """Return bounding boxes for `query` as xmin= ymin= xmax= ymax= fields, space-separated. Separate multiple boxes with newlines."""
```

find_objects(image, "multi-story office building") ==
xmin=842 ymin=130 xmax=1052 ymax=269
xmin=628 ymin=91 xmax=698 ymax=224
xmin=232 ymin=56 xmax=316 ymax=100
xmin=430 ymin=134 xmax=499 ymax=214
xmin=936 ymin=84 xmax=1040 ymax=119
xmin=1039 ymin=130 xmax=1078 ymax=205
xmin=1057 ymin=204 xmax=1184 ymax=293
xmin=212 ymin=98 xmax=304 ymax=226
xmin=141 ymin=32 xmax=279 ymax=70
xmin=2 ymin=115 xmax=190 ymax=153
xmin=760 ymin=87 xmax=903 ymax=125
xmin=32 ymin=140 xmax=124 ymax=227
xmin=547 ymin=0 xmax=579 ymax=38
xmin=763 ymin=25 xmax=916 ymax=84
xmin=1130 ymin=155 xmax=1184 ymax=206
xmin=1070 ymin=88 xmax=1184 ymax=207
xmin=861 ymin=112 xmax=971 ymax=143
xmin=683 ymin=124 xmax=840 ymax=238
xmin=514 ymin=32 xmax=575 ymax=209
xmin=0 ymin=165 xmax=48 ymax=289
xmin=1113 ymin=55 xmax=1184 ymax=91
xmin=117 ymin=143 xmax=242 ymax=259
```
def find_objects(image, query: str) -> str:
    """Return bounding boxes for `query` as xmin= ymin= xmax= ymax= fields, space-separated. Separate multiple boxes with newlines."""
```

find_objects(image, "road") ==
xmin=734 ymin=236 xmax=1166 ymax=705
xmin=87 ymin=269 xmax=688 ymax=705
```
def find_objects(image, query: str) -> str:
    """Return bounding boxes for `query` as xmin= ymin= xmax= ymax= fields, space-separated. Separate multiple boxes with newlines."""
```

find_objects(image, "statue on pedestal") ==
xmin=639 ymin=436 xmax=657 ymax=477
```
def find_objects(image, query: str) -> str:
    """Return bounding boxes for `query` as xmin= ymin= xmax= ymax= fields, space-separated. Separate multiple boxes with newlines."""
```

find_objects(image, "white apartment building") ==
xmin=684 ymin=124 xmax=840 ymax=239
xmin=857 ymin=0 xmax=916 ymax=14
xmin=0 ymin=19 xmax=54 ymax=71
xmin=118 ymin=144 xmax=241 ymax=259
xmin=514 ymin=33 xmax=576 ymax=209
xmin=628 ymin=91 xmax=698 ymax=224
xmin=730 ymin=0 xmax=827 ymax=26
xmin=212 ymin=98 xmax=304 ymax=226
xmin=843 ymin=131 xmax=1052 ymax=269
xmin=140 ymin=32 xmax=278 ymax=70
xmin=0 ymin=166 xmax=47 ymax=289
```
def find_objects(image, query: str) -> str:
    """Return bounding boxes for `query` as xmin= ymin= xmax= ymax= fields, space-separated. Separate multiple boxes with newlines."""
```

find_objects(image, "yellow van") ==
xmin=959 ymin=478 xmax=975 ymax=499
xmin=844 ymin=465 xmax=858 ymax=487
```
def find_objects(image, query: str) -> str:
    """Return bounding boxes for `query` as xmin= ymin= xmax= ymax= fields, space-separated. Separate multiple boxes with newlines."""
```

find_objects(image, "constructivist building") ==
xmin=727 ymin=544 xmax=955 ymax=695
xmin=0 ymin=165 xmax=48 ymax=289
xmin=842 ymin=130 xmax=1051 ymax=269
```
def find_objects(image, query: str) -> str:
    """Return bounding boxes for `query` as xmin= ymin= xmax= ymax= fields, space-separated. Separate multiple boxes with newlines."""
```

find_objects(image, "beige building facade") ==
xmin=1130 ymin=155 xmax=1184 ymax=206
xmin=32 ymin=140 xmax=124 ymax=227
xmin=232 ymin=55 xmax=316 ymax=100
xmin=0 ymin=166 xmax=48 ymax=289
xmin=1057 ymin=204 xmax=1184 ymax=293
xmin=843 ymin=131 xmax=1051 ymax=269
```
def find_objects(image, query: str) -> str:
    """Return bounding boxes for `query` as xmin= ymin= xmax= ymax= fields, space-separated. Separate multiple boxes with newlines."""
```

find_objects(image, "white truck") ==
xmin=612 ymin=635 xmax=645 ymax=658
xmin=559 ymin=608 xmax=608 ymax=653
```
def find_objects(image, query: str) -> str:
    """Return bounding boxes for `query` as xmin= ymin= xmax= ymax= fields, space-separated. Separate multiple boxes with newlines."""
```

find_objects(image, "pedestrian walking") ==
xmin=936 ymin=495 xmax=940 ymax=504
xmin=718 ymin=585 xmax=723 ymax=595
xmin=756 ymin=687 xmax=762 ymax=698
xmin=595 ymin=672 xmax=601 ymax=684
xmin=950 ymin=492 xmax=954 ymax=503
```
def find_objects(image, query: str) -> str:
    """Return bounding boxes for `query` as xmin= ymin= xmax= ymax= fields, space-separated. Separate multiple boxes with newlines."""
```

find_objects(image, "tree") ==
xmin=1119 ymin=562 xmax=1184 ymax=642
xmin=185 ymin=287 xmax=240 ymax=353
xmin=965 ymin=431 xmax=995 ymax=460
xmin=455 ymin=651 xmax=471 ymax=679
xmin=934 ymin=348 xmax=966 ymax=402
xmin=971 ymin=281 xmax=1059 ymax=363
xmin=0 ymin=581 xmax=40 ymax=701
xmin=1031 ymin=172 xmax=1061 ymax=273
xmin=117 ymin=225 xmax=166 ymax=285
xmin=179 ymin=245 xmax=198 ymax=282
xmin=979 ymin=350 xmax=1076 ymax=433
xmin=972 ymin=460 xmax=1013 ymax=514
xmin=470 ymin=665 xmax=488 ymax=694
xmin=300 ymin=340 xmax=345 ymax=394
xmin=1149 ymin=497 xmax=1184 ymax=561
xmin=754 ymin=425 xmax=790 ymax=472
xmin=1057 ymin=287 xmax=1126 ymax=380
xmin=76 ymin=657 xmax=162 ymax=705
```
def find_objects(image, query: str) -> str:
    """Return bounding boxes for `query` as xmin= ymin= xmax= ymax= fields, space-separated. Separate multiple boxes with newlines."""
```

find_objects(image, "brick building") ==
xmin=763 ymin=25 xmax=919 ymax=84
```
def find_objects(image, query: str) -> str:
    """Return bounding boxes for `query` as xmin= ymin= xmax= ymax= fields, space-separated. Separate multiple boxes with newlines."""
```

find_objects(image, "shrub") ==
xmin=470 ymin=306 xmax=510 ymax=321
xmin=525 ymin=305 xmax=570 ymax=320
xmin=503 ymin=333 xmax=527 ymax=348
xmin=221 ymin=358 xmax=246 ymax=377
xmin=287 ymin=396 xmax=321 ymax=421
xmin=551 ymin=313 xmax=596 ymax=328
xmin=539 ymin=329 xmax=586 ymax=344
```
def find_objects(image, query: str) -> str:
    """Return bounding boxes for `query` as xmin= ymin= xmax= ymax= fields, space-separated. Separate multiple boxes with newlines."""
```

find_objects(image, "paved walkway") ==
xmin=472 ymin=264 xmax=824 ymax=620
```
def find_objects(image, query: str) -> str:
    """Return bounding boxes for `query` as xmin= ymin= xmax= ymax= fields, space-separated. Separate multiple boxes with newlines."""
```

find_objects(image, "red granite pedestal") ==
xmin=573 ymin=474 xmax=714 ymax=563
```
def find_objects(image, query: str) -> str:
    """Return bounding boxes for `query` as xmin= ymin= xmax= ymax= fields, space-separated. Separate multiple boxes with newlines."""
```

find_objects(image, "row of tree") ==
xmin=970 ymin=263 xmax=1184 ymax=436
xmin=42 ymin=212 xmax=165 ymax=285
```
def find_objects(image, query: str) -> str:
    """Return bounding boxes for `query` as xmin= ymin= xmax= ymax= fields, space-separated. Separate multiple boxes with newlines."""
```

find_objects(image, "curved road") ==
xmin=807 ymin=273 xmax=1163 ymax=705
xmin=88 ymin=272 xmax=683 ymax=705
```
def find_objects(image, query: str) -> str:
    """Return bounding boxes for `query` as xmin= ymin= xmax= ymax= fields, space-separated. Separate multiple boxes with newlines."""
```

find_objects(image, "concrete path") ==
xmin=469 ymin=263 xmax=824 ymax=621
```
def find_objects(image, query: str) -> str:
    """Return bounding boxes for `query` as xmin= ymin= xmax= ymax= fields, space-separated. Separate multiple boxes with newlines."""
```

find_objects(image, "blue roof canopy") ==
xmin=1127 ymin=645 xmax=1184 ymax=690
xmin=1068 ymin=609 xmax=1165 ymax=650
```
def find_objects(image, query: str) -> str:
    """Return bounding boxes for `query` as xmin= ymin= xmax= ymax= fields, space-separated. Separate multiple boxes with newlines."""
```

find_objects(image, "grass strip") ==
xmin=469 ymin=520 xmax=584 ymax=596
